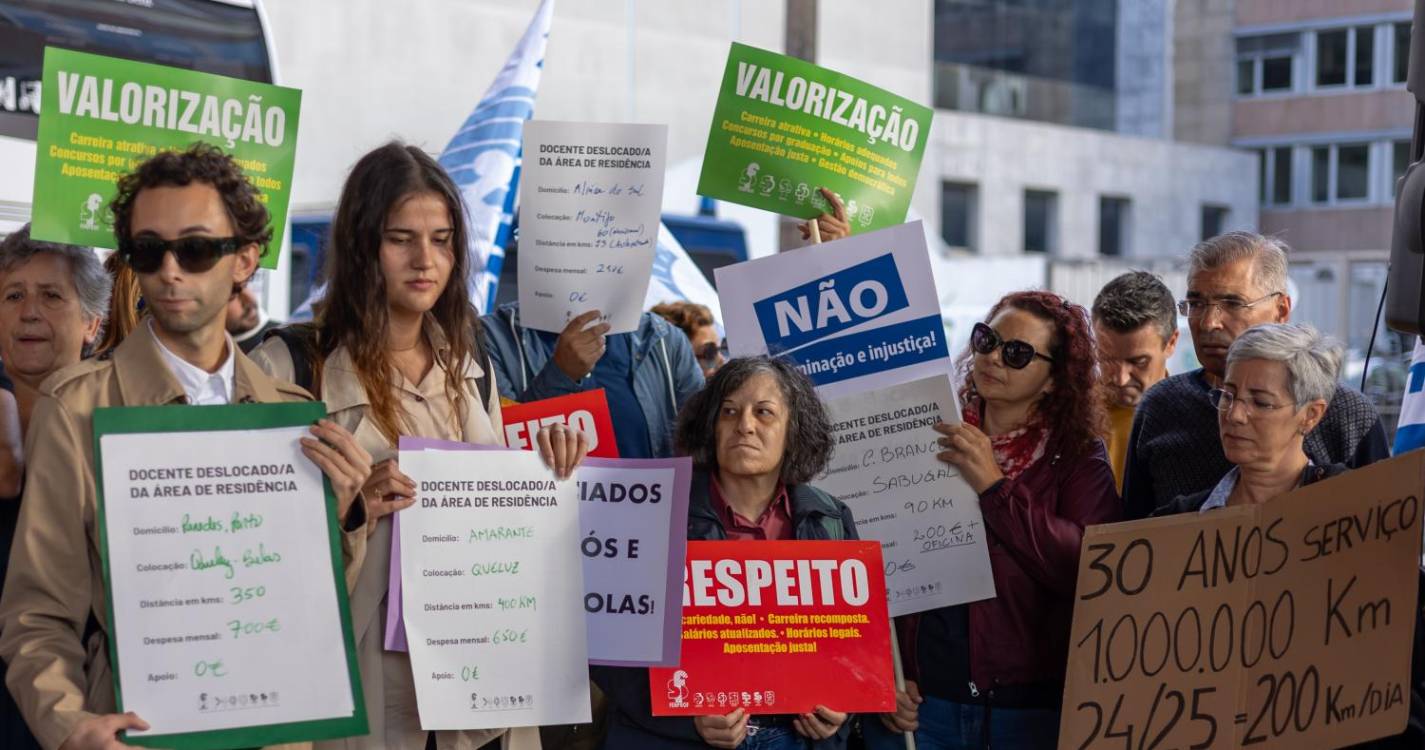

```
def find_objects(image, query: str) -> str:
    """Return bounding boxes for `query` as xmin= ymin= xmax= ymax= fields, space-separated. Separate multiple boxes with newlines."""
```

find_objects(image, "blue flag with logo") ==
xmin=1393 ymin=337 xmax=1425 ymax=454
xmin=441 ymin=0 xmax=553 ymax=313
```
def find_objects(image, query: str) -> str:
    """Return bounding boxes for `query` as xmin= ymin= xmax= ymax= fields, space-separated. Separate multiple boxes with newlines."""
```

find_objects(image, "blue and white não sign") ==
xmin=718 ymin=221 xmax=950 ymax=397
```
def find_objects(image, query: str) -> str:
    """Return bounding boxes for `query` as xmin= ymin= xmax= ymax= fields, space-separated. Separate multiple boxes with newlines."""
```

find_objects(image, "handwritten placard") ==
xmin=517 ymin=120 xmax=668 ymax=334
xmin=397 ymin=443 xmax=589 ymax=729
xmin=93 ymin=403 xmax=364 ymax=747
xmin=817 ymin=375 xmax=994 ymax=615
xmin=1059 ymin=451 xmax=1425 ymax=750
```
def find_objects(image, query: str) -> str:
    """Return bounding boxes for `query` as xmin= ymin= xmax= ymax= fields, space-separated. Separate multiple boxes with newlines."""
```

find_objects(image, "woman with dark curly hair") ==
xmin=597 ymin=355 xmax=857 ymax=750
xmin=865 ymin=291 xmax=1120 ymax=750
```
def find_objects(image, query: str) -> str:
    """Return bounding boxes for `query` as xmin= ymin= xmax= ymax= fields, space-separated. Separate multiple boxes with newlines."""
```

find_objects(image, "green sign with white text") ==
xmin=31 ymin=47 xmax=300 ymax=268
xmin=698 ymin=43 xmax=931 ymax=232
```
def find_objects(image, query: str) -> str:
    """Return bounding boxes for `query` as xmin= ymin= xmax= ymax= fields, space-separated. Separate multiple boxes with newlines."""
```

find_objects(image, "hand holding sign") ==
xmin=553 ymin=310 xmax=611 ymax=381
xmin=362 ymin=458 xmax=418 ymax=523
xmin=60 ymin=712 xmax=150 ymax=750
xmin=798 ymin=188 xmax=851 ymax=243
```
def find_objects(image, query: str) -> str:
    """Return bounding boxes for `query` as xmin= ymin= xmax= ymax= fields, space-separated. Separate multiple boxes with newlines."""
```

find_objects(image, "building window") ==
xmin=941 ymin=181 xmax=978 ymax=252
xmin=1201 ymin=205 xmax=1229 ymax=240
xmin=1395 ymin=140 xmax=1412 ymax=196
xmin=1311 ymin=143 xmax=1371 ymax=204
xmin=1338 ymin=144 xmax=1369 ymax=200
xmin=1315 ymin=26 xmax=1379 ymax=89
xmin=1237 ymin=33 xmax=1299 ymax=95
xmin=1098 ymin=196 xmax=1130 ymax=257
xmin=1396 ymin=22 xmax=1412 ymax=84
xmin=1312 ymin=146 xmax=1331 ymax=202
xmin=1317 ymin=29 xmax=1348 ymax=86
xmin=1355 ymin=26 xmax=1375 ymax=86
xmin=1256 ymin=146 xmax=1293 ymax=206
xmin=1023 ymin=190 xmax=1057 ymax=254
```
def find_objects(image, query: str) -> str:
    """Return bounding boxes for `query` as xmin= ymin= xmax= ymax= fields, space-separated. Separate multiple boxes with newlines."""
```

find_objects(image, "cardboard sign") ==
xmin=715 ymin=221 xmax=950 ymax=400
xmin=698 ymin=43 xmax=931 ymax=232
xmin=1060 ymin=451 xmax=1425 ymax=750
xmin=32 ymin=48 xmax=300 ymax=267
xmin=649 ymin=540 xmax=895 ymax=716
xmin=501 ymin=390 xmax=620 ymax=459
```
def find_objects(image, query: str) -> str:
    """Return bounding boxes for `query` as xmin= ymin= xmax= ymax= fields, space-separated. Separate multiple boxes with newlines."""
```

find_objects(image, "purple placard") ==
xmin=386 ymin=436 xmax=692 ymax=667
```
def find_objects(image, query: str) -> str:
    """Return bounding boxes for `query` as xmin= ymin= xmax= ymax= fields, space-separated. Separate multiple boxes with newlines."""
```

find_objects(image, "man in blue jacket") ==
xmin=481 ymin=304 xmax=704 ymax=459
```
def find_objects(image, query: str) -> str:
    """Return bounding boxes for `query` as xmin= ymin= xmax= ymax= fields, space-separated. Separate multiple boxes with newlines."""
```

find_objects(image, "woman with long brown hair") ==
xmin=252 ymin=142 xmax=586 ymax=750
xmin=865 ymin=290 xmax=1120 ymax=750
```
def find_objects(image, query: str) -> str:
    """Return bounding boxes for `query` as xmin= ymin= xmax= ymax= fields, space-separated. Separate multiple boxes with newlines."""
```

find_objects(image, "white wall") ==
xmin=927 ymin=110 xmax=1260 ymax=260
xmin=263 ymin=0 xmax=783 ymax=214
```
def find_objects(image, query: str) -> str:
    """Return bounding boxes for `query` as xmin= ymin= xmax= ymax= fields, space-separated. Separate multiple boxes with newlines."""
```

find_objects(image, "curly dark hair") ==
xmin=1091 ymin=270 xmax=1177 ymax=342
xmin=956 ymin=290 xmax=1106 ymax=461
xmin=110 ymin=142 xmax=272 ymax=259
xmin=675 ymin=356 xmax=834 ymax=485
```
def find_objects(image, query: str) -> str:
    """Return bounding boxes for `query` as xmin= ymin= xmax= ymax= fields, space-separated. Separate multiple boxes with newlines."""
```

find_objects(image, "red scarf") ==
xmin=963 ymin=397 xmax=1050 ymax=481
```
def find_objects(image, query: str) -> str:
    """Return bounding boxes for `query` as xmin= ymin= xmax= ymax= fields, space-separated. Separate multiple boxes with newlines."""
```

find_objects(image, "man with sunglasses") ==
xmin=1120 ymin=232 xmax=1388 ymax=520
xmin=0 ymin=143 xmax=374 ymax=750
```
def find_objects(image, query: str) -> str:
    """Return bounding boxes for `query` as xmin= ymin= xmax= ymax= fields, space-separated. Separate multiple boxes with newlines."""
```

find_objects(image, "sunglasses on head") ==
xmin=118 ymin=236 xmax=243 ymax=274
xmin=970 ymin=322 xmax=1054 ymax=370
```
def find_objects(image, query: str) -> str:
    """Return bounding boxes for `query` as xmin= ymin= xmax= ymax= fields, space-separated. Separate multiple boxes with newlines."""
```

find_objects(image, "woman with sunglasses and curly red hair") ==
xmin=864 ymin=291 xmax=1120 ymax=750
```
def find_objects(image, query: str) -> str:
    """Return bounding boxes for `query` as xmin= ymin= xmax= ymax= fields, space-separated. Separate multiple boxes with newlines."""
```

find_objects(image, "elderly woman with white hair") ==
xmin=0 ymin=223 xmax=111 ymax=750
xmin=1155 ymin=323 xmax=1346 ymax=513
xmin=1155 ymin=323 xmax=1425 ymax=749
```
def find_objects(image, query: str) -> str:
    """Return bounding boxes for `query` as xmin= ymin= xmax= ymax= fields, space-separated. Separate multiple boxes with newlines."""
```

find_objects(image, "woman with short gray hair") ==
xmin=1155 ymin=322 xmax=1343 ymax=514
xmin=0 ymin=224 xmax=111 ymax=432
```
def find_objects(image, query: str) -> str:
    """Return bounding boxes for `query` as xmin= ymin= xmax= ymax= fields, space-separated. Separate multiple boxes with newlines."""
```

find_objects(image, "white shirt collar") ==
xmin=149 ymin=319 xmax=237 ymax=405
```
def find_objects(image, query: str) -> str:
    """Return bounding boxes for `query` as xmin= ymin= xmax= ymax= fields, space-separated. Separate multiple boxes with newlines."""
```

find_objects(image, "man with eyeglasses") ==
xmin=1120 ymin=231 xmax=1388 ymax=520
xmin=0 ymin=143 xmax=374 ymax=750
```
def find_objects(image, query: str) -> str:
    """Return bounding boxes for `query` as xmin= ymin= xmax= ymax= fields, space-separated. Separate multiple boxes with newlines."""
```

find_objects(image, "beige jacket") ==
xmin=0 ymin=322 xmax=367 ymax=750
xmin=251 ymin=333 xmax=539 ymax=750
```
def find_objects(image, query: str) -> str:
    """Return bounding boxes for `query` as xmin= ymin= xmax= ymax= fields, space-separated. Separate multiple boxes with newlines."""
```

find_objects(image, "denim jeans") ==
xmin=740 ymin=722 xmax=809 ymax=750
xmin=861 ymin=694 xmax=1060 ymax=750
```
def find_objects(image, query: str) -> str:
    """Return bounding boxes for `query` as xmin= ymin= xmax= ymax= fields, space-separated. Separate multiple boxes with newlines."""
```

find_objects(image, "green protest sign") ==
xmin=698 ymin=43 xmax=931 ymax=233
xmin=32 ymin=47 xmax=300 ymax=269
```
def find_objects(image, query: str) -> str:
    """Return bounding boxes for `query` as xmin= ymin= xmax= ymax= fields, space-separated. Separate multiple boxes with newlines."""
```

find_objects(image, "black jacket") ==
xmin=595 ymin=472 xmax=858 ymax=750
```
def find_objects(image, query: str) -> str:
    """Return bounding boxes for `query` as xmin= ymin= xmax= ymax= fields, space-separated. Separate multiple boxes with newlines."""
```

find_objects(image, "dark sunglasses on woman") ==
xmin=118 ymin=235 xmax=244 ymax=274
xmin=695 ymin=340 xmax=729 ymax=367
xmin=970 ymin=322 xmax=1054 ymax=370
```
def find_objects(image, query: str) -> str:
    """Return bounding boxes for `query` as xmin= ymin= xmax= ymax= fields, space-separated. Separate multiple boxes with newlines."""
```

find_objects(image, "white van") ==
xmin=0 ymin=0 xmax=292 ymax=315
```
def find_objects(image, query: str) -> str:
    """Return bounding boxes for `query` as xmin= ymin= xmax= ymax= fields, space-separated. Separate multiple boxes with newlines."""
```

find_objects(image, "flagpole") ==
xmin=888 ymin=626 xmax=917 ymax=750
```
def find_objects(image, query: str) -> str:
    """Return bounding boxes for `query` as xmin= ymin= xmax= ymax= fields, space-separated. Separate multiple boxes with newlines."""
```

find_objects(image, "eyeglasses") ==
xmin=1177 ymin=292 xmax=1281 ymax=319
xmin=696 ymin=340 xmax=729 ymax=367
xmin=117 ymin=236 xmax=244 ymax=274
xmin=970 ymin=322 xmax=1054 ymax=370
xmin=1209 ymin=388 xmax=1292 ymax=417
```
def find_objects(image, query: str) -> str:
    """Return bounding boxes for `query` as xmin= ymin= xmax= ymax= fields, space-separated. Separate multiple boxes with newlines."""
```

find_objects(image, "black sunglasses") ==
xmin=970 ymin=322 xmax=1054 ymax=370
xmin=695 ymin=340 xmax=729 ymax=366
xmin=118 ymin=236 xmax=244 ymax=274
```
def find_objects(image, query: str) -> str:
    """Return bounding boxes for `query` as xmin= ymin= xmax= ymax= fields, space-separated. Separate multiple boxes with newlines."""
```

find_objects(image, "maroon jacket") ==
xmin=899 ymin=441 xmax=1120 ymax=693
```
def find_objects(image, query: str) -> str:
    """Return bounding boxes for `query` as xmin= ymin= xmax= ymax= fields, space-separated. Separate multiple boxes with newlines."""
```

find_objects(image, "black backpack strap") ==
xmin=263 ymin=325 xmax=317 ymax=394
xmin=471 ymin=319 xmax=493 ymax=407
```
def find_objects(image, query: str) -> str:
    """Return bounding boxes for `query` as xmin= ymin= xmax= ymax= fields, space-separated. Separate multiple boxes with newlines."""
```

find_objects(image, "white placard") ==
xmin=518 ymin=120 xmax=668 ymax=334
xmin=819 ymin=375 xmax=996 ymax=616
xmin=715 ymin=221 xmax=952 ymax=400
xmin=398 ymin=448 xmax=589 ymax=729
xmin=98 ymin=426 xmax=355 ymax=736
